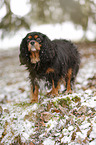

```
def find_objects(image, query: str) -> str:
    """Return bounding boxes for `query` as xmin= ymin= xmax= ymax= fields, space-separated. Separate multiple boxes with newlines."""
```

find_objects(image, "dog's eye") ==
xmin=36 ymin=38 xmax=41 ymax=42
xmin=27 ymin=39 xmax=30 ymax=42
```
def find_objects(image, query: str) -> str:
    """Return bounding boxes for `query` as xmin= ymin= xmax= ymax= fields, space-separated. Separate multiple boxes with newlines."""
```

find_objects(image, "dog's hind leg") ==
xmin=65 ymin=68 xmax=72 ymax=94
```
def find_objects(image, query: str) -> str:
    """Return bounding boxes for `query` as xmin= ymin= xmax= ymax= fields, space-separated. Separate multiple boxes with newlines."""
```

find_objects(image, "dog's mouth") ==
xmin=30 ymin=46 xmax=37 ymax=52
xmin=28 ymin=40 xmax=41 ymax=64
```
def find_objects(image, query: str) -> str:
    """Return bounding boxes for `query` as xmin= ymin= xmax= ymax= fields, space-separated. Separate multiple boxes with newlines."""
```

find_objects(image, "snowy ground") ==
xmin=0 ymin=43 xmax=96 ymax=145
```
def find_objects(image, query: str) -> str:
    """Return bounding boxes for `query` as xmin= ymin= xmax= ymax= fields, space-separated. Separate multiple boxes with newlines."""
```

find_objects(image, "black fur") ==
xmin=19 ymin=32 xmax=80 ymax=92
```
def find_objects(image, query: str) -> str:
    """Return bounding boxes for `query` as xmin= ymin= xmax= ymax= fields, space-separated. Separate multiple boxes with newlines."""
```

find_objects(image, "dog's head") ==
xmin=19 ymin=32 xmax=56 ymax=65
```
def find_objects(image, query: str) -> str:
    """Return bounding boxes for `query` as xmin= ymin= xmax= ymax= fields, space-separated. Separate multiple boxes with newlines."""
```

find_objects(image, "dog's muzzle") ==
xmin=28 ymin=40 xmax=40 ymax=52
xmin=28 ymin=40 xmax=40 ymax=64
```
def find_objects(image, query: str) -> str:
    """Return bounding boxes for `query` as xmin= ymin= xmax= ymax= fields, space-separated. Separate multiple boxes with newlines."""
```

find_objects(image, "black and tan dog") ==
xmin=19 ymin=32 xmax=80 ymax=103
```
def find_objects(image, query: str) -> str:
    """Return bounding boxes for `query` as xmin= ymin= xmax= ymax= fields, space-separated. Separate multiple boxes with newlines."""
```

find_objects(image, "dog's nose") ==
xmin=30 ymin=40 xmax=35 ymax=45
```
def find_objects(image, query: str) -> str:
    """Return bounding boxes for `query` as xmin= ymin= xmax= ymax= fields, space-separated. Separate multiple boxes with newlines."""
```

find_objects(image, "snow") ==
xmin=90 ymin=117 xmax=96 ymax=138
xmin=1 ymin=103 xmax=37 ymax=144
xmin=43 ymin=138 xmax=55 ymax=145
xmin=46 ymin=119 xmax=58 ymax=132
xmin=68 ymin=126 xmax=74 ymax=131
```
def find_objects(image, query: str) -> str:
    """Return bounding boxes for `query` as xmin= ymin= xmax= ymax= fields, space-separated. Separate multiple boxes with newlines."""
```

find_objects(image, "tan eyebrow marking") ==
xmin=34 ymin=35 xmax=38 ymax=39
xmin=28 ymin=35 xmax=32 ymax=39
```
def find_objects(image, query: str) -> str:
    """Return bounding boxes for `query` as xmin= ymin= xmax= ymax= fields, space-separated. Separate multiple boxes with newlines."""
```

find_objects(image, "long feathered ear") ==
xmin=40 ymin=34 xmax=56 ymax=63
xmin=19 ymin=37 xmax=30 ymax=65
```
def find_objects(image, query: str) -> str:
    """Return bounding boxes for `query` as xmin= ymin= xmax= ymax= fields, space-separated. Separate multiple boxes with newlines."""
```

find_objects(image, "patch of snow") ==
xmin=90 ymin=116 xmax=96 ymax=138
xmin=43 ymin=138 xmax=55 ymax=145
xmin=68 ymin=126 xmax=74 ymax=131
xmin=61 ymin=133 xmax=72 ymax=144
xmin=89 ymin=140 xmax=96 ymax=145
xmin=62 ymin=128 xmax=69 ymax=136
xmin=46 ymin=119 xmax=58 ymax=132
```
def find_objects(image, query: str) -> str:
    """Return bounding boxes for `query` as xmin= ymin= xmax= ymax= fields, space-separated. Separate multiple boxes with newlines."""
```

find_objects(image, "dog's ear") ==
xmin=42 ymin=34 xmax=51 ymax=46
xmin=40 ymin=34 xmax=56 ymax=62
xmin=19 ymin=37 xmax=30 ymax=65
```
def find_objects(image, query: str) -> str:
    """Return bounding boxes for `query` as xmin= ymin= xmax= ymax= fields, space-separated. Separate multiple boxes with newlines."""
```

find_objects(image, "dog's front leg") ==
xmin=47 ymin=80 xmax=60 ymax=97
xmin=30 ymin=83 xmax=39 ymax=103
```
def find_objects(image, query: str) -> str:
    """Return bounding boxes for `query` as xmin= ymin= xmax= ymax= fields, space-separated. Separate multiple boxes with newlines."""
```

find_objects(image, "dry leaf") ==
xmin=41 ymin=112 xmax=53 ymax=122
xmin=71 ymin=131 xmax=76 ymax=141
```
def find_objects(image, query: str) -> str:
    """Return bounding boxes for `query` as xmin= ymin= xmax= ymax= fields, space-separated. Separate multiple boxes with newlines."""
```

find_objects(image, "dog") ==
xmin=19 ymin=32 xmax=80 ymax=103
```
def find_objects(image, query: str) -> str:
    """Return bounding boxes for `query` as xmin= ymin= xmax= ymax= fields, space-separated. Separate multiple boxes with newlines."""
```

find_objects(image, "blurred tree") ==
xmin=0 ymin=0 xmax=96 ymax=39
xmin=0 ymin=0 xmax=30 ymax=38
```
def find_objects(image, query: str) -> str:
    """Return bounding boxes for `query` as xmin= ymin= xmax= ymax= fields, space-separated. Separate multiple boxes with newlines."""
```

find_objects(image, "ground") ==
xmin=0 ymin=42 xmax=96 ymax=145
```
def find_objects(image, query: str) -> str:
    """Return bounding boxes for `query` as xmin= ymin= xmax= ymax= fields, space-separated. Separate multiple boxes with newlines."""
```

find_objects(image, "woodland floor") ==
xmin=0 ymin=42 xmax=96 ymax=145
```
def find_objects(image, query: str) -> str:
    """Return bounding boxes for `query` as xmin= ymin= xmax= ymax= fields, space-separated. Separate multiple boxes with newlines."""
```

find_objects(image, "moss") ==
xmin=72 ymin=96 xmax=81 ymax=103
xmin=14 ymin=102 xmax=40 ymax=109
xmin=58 ymin=97 xmax=71 ymax=108
xmin=14 ymin=102 xmax=32 ymax=107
